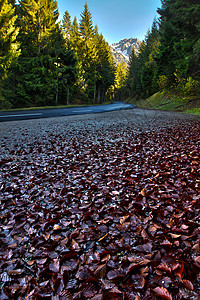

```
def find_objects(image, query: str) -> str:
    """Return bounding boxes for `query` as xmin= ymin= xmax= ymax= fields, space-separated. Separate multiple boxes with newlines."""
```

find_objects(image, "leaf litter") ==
xmin=0 ymin=109 xmax=200 ymax=299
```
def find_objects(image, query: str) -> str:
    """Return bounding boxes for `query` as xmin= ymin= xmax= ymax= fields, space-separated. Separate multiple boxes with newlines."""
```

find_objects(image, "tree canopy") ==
xmin=1 ymin=1 xmax=115 ymax=108
xmin=125 ymin=0 xmax=200 ymax=99
xmin=2 ymin=0 xmax=199 ymax=109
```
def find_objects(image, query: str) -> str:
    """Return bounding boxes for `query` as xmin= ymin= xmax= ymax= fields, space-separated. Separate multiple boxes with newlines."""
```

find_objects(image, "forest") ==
xmin=0 ymin=0 xmax=200 ymax=109
xmin=125 ymin=0 xmax=200 ymax=101
xmin=0 ymin=0 xmax=116 ymax=109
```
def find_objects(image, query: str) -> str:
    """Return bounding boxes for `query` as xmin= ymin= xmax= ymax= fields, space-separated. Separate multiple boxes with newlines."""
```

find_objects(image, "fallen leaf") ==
xmin=182 ymin=279 xmax=194 ymax=291
xmin=153 ymin=287 xmax=172 ymax=300
xmin=107 ymin=269 xmax=124 ymax=280
xmin=49 ymin=258 xmax=60 ymax=273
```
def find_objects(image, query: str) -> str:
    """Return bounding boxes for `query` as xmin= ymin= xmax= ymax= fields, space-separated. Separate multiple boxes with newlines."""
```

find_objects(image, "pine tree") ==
xmin=71 ymin=3 xmax=97 ymax=102
xmin=19 ymin=0 xmax=59 ymax=55
xmin=11 ymin=0 xmax=62 ymax=106
xmin=157 ymin=0 xmax=200 ymax=81
xmin=94 ymin=31 xmax=115 ymax=103
xmin=54 ymin=48 xmax=77 ymax=106
xmin=4 ymin=0 xmax=77 ymax=108
xmin=62 ymin=10 xmax=71 ymax=40
xmin=141 ymin=20 xmax=160 ymax=96
xmin=133 ymin=41 xmax=146 ymax=95
xmin=156 ymin=1 xmax=180 ymax=81
xmin=61 ymin=3 xmax=115 ymax=104
xmin=126 ymin=47 xmax=137 ymax=97
xmin=113 ymin=61 xmax=127 ymax=100
xmin=125 ymin=20 xmax=160 ymax=99
xmin=79 ymin=2 xmax=94 ymax=40
xmin=70 ymin=17 xmax=81 ymax=53
xmin=0 ymin=0 xmax=19 ymax=108
xmin=0 ymin=0 xmax=19 ymax=78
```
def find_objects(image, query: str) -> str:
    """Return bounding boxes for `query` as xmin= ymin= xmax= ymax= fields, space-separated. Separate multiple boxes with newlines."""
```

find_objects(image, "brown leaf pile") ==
xmin=0 ymin=111 xmax=200 ymax=299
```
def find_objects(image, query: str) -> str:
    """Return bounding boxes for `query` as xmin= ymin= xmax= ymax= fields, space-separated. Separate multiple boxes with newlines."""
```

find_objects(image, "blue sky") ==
xmin=57 ymin=0 xmax=161 ymax=44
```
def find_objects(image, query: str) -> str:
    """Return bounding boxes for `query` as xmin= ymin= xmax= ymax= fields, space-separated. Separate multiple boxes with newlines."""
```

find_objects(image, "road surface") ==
xmin=0 ymin=102 xmax=135 ymax=122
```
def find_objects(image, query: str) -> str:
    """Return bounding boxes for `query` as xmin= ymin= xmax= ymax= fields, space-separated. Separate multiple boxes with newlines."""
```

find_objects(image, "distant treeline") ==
xmin=125 ymin=0 xmax=200 ymax=100
xmin=0 ymin=1 xmax=119 ymax=109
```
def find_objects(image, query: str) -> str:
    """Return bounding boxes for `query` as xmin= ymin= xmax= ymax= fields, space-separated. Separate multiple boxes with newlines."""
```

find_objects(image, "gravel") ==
xmin=0 ymin=108 xmax=199 ymax=159
xmin=0 ymin=108 xmax=200 ymax=299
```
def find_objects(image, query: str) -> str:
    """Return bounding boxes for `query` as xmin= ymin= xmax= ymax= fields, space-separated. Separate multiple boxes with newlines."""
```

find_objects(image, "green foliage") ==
xmin=157 ymin=0 xmax=200 ymax=81
xmin=3 ymin=0 xmax=78 ymax=108
xmin=0 ymin=1 xmax=115 ymax=108
xmin=62 ymin=10 xmax=71 ymax=39
xmin=19 ymin=0 xmax=59 ymax=56
xmin=126 ymin=0 xmax=200 ymax=101
xmin=79 ymin=2 xmax=94 ymax=40
xmin=0 ymin=0 xmax=19 ymax=78
xmin=111 ymin=61 xmax=127 ymax=100
xmin=0 ymin=0 xmax=20 ymax=108
xmin=158 ymin=75 xmax=170 ymax=90
xmin=125 ymin=20 xmax=160 ymax=98
xmin=183 ymin=76 xmax=200 ymax=96
xmin=65 ymin=4 xmax=115 ymax=104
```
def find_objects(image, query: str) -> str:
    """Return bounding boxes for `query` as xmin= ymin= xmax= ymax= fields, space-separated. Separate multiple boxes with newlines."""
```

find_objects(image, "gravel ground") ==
xmin=0 ymin=108 xmax=199 ymax=158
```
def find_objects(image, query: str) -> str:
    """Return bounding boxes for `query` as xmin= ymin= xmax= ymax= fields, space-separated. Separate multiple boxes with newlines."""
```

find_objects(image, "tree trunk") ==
xmin=55 ymin=72 xmax=58 ymax=106
xmin=104 ymin=91 xmax=107 ymax=103
xmin=67 ymin=87 xmax=70 ymax=105
xmin=101 ymin=89 xmax=105 ymax=104
xmin=37 ymin=8 xmax=42 ymax=55
xmin=97 ymin=86 xmax=101 ymax=104
xmin=93 ymin=82 xmax=96 ymax=103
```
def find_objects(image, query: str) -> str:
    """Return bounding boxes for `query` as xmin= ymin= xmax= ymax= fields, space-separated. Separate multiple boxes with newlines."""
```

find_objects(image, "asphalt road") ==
xmin=0 ymin=102 xmax=136 ymax=122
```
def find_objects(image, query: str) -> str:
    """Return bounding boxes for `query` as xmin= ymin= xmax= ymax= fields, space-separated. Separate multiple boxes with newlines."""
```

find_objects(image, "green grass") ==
xmin=184 ymin=107 xmax=200 ymax=115
xmin=1 ymin=101 xmax=112 ymax=112
xmin=126 ymin=90 xmax=200 ymax=117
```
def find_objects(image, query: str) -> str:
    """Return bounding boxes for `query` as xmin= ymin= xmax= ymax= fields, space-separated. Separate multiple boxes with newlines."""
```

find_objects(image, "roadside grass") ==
xmin=126 ymin=90 xmax=200 ymax=117
xmin=0 ymin=101 xmax=112 ymax=112
xmin=184 ymin=107 xmax=200 ymax=115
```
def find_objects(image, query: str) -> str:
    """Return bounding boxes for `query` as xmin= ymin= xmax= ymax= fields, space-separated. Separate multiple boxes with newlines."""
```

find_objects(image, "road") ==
xmin=0 ymin=102 xmax=135 ymax=122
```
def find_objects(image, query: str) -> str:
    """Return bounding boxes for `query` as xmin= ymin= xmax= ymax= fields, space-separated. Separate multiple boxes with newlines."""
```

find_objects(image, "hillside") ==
xmin=126 ymin=90 xmax=200 ymax=116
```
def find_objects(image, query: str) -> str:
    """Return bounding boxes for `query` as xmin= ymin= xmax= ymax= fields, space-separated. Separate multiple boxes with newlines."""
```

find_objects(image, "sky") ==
xmin=57 ymin=0 xmax=161 ymax=45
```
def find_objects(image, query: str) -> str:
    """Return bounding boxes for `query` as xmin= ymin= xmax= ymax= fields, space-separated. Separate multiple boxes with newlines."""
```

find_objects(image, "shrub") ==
xmin=158 ymin=75 xmax=170 ymax=90
xmin=184 ymin=77 xmax=200 ymax=96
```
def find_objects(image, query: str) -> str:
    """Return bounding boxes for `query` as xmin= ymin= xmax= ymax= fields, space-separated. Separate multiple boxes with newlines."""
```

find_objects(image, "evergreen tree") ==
xmin=79 ymin=2 xmax=94 ymax=40
xmin=156 ymin=1 xmax=180 ymax=81
xmin=69 ymin=16 xmax=86 ymax=102
xmin=140 ymin=20 xmax=160 ymax=96
xmin=0 ymin=0 xmax=19 ymax=77
xmin=109 ymin=61 xmax=127 ymax=101
xmin=11 ymin=0 xmax=61 ymax=106
xmin=78 ymin=12 xmax=115 ymax=103
xmin=54 ymin=48 xmax=77 ymax=105
xmin=73 ymin=3 xmax=98 ymax=102
xmin=4 ymin=0 xmax=77 ymax=108
xmin=133 ymin=41 xmax=146 ymax=96
xmin=1 ymin=1 xmax=116 ymax=108
xmin=70 ymin=16 xmax=80 ymax=51
xmin=126 ymin=47 xmax=137 ymax=97
xmin=19 ymin=0 xmax=59 ymax=56
xmin=94 ymin=31 xmax=115 ymax=103
xmin=0 ymin=0 xmax=19 ymax=108
xmin=125 ymin=20 xmax=160 ymax=98
xmin=157 ymin=0 xmax=200 ymax=81
xmin=62 ymin=10 xmax=71 ymax=40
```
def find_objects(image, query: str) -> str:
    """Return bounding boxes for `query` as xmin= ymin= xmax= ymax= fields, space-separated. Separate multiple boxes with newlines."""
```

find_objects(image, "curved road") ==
xmin=0 ymin=102 xmax=136 ymax=122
